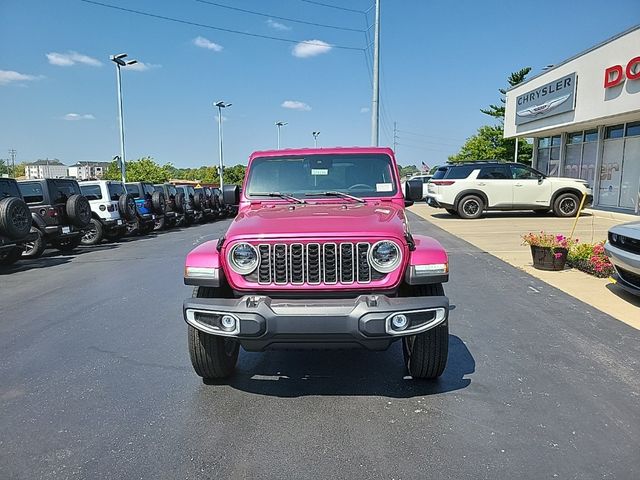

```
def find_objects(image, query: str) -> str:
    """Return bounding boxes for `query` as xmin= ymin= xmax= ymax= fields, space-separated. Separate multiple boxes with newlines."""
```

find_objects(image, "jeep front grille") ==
xmin=252 ymin=242 xmax=383 ymax=285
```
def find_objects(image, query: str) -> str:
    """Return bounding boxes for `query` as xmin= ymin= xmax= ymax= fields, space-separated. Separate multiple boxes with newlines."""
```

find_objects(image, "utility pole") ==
xmin=275 ymin=121 xmax=287 ymax=149
xmin=393 ymin=121 xmax=398 ymax=152
xmin=370 ymin=0 xmax=381 ymax=146
xmin=215 ymin=101 xmax=232 ymax=190
xmin=312 ymin=131 xmax=320 ymax=148
xmin=8 ymin=149 xmax=16 ymax=177
xmin=110 ymin=53 xmax=138 ymax=183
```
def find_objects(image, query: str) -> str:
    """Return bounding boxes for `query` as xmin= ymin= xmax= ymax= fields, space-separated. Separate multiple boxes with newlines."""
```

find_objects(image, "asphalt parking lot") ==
xmin=1 ymin=216 xmax=638 ymax=479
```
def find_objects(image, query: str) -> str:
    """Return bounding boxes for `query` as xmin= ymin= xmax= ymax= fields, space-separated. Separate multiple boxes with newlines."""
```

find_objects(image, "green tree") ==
xmin=222 ymin=164 xmax=246 ymax=185
xmin=104 ymin=156 xmax=170 ymax=183
xmin=399 ymin=165 xmax=420 ymax=178
xmin=480 ymin=67 xmax=532 ymax=122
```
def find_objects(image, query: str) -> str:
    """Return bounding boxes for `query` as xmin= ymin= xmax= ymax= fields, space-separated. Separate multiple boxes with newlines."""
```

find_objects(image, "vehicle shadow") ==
xmin=605 ymin=283 xmax=640 ymax=307
xmin=430 ymin=210 xmax=593 ymax=220
xmin=0 ymin=255 xmax=72 ymax=274
xmin=205 ymin=335 xmax=474 ymax=398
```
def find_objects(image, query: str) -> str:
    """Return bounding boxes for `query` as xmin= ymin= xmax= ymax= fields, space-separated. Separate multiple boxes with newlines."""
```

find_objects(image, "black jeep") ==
xmin=153 ymin=183 xmax=185 ymax=229
xmin=0 ymin=178 xmax=35 ymax=266
xmin=125 ymin=182 xmax=166 ymax=234
xmin=18 ymin=178 xmax=91 ymax=258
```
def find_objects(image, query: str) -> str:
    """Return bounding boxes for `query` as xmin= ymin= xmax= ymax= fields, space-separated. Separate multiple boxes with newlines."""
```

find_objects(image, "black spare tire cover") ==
xmin=151 ymin=191 xmax=166 ymax=214
xmin=118 ymin=193 xmax=137 ymax=221
xmin=0 ymin=197 xmax=32 ymax=239
xmin=66 ymin=194 xmax=91 ymax=228
xmin=174 ymin=192 xmax=186 ymax=213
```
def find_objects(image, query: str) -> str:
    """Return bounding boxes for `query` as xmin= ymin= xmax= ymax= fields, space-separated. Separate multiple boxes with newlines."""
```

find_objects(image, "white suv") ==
xmin=79 ymin=180 xmax=137 ymax=244
xmin=425 ymin=162 xmax=593 ymax=219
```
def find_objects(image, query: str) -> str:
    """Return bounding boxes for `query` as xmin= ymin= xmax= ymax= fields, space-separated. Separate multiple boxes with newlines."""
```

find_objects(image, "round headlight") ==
xmin=228 ymin=243 xmax=259 ymax=275
xmin=368 ymin=240 xmax=402 ymax=273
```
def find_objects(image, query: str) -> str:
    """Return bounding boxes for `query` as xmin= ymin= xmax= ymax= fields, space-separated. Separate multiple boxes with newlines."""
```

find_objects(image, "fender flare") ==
xmin=405 ymin=234 xmax=449 ymax=284
xmin=454 ymin=189 xmax=489 ymax=210
xmin=184 ymin=239 xmax=224 ymax=286
xmin=550 ymin=188 xmax=583 ymax=207
xmin=31 ymin=212 xmax=47 ymax=229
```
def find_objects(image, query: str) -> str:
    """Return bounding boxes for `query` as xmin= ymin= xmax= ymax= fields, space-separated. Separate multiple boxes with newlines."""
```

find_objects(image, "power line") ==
xmin=78 ymin=0 xmax=365 ymax=51
xmin=299 ymin=0 xmax=368 ymax=14
xmin=195 ymin=0 xmax=365 ymax=33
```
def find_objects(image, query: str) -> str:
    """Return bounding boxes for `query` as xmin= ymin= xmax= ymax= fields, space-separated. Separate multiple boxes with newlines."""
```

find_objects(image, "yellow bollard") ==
xmin=568 ymin=192 xmax=588 ymax=241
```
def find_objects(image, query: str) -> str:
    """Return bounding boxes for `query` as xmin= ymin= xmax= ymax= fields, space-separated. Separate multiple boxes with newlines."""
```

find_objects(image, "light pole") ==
xmin=110 ymin=53 xmax=138 ymax=183
xmin=275 ymin=121 xmax=287 ymax=149
xmin=312 ymin=131 xmax=320 ymax=148
xmin=371 ymin=0 xmax=381 ymax=146
xmin=215 ymin=101 xmax=231 ymax=190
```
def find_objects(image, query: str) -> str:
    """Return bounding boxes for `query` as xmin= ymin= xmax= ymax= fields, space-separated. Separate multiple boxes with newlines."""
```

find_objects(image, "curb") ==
xmin=583 ymin=208 xmax=639 ymax=222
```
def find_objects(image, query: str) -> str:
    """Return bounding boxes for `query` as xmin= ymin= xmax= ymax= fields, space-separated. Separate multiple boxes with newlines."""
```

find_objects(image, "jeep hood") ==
xmin=226 ymin=202 xmax=407 ymax=240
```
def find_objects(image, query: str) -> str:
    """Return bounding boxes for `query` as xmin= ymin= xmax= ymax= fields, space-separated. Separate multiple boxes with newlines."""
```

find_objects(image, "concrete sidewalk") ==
xmin=409 ymin=204 xmax=640 ymax=329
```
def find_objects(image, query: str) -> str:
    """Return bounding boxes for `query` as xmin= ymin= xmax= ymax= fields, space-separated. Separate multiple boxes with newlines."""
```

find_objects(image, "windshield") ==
xmin=246 ymin=154 xmax=397 ymax=198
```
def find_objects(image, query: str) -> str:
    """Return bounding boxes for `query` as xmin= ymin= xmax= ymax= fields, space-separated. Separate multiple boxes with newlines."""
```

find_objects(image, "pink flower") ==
xmin=554 ymin=252 xmax=563 ymax=259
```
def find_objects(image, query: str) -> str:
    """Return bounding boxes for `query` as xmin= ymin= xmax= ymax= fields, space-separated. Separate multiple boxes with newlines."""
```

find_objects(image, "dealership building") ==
xmin=504 ymin=25 xmax=640 ymax=214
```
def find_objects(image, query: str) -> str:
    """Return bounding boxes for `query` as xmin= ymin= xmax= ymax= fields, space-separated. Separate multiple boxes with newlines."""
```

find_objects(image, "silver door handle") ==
xmin=477 ymin=182 xmax=486 ymax=186
xmin=515 ymin=184 xmax=524 ymax=187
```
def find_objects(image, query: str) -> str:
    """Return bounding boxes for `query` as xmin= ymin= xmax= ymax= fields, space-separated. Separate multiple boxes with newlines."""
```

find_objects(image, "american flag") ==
xmin=421 ymin=161 xmax=430 ymax=172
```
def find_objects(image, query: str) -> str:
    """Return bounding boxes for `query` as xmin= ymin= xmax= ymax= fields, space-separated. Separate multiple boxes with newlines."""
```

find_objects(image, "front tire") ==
xmin=153 ymin=216 xmax=166 ymax=231
xmin=457 ymin=195 xmax=484 ymax=219
xmin=188 ymin=286 xmax=239 ymax=379
xmin=0 ymin=246 xmax=23 ymax=266
xmin=54 ymin=236 xmax=81 ymax=253
xmin=553 ymin=192 xmax=580 ymax=217
xmin=401 ymin=283 xmax=449 ymax=379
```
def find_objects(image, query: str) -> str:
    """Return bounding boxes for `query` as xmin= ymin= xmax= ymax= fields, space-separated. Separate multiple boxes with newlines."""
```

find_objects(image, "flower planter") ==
xmin=530 ymin=245 xmax=568 ymax=271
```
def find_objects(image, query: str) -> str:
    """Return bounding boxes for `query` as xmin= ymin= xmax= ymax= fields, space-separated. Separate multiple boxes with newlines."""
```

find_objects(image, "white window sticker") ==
xmin=311 ymin=168 xmax=328 ymax=176
xmin=376 ymin=183 xmax=393 ymax=192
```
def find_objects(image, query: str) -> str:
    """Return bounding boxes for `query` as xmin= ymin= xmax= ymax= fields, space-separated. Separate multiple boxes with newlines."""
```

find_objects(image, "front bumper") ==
xmin=605 ymin=241 xmax=640 ymax=295
xmin=183 ymin=294 xmax=449 ymax=351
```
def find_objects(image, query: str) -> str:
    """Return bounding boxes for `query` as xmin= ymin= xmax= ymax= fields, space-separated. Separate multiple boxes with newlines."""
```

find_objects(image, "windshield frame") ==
xmin=245 ymin=153 xmax=399 ymax=200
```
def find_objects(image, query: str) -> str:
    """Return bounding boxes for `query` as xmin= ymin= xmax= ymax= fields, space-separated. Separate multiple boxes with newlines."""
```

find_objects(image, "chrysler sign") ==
xmin=515 ymin=73 xmax=576 ymax=125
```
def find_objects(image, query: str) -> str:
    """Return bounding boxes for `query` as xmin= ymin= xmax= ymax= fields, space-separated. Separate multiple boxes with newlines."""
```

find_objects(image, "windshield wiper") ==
xmin=251 ymin=192 xmax=306 ymax=204
xmin=305 ymin=191 xmax=366 ymax=203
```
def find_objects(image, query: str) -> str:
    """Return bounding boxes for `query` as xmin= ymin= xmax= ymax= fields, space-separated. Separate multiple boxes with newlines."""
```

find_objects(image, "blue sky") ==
xmin=1 ymin=0 xmax=638 ymax=169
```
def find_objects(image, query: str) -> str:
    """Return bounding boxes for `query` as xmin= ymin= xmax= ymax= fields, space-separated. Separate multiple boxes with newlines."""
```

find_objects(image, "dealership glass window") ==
xmin=599 ymin=122 xmax=640 ymax=210
xmin=563 ymin=129 xmax=598 ymax=183
xmin=536 ymin=135 xmax=561 ymax=176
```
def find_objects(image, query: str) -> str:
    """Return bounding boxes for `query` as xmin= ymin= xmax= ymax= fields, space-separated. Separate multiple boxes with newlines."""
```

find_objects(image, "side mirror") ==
xmin=537 ymin=174 xmax=544 ymax=184
xmin=223 ymin=185 xmax=240 ymax=205
xmin=404 ymin=179 xmax=423 ymax=202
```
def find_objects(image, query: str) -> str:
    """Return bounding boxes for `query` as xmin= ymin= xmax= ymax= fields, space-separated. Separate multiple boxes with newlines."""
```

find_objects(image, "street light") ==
xmin=275 ymin=121 xmax=287 ymax=149
xmin=312 ymin=131 xmax=320 ymax=148
xmin=110 ymin=53 xmax=138 ymax=183
xmin=215 ymin=101 xmax=232 ymax=190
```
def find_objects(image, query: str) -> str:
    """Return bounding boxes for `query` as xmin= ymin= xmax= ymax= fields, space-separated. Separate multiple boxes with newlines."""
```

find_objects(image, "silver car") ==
xmin=605 ymin=221 xmax=640 ymax=296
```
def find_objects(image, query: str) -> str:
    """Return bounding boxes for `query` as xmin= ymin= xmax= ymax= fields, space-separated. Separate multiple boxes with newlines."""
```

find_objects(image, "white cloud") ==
xmin=360 ymin=107 xmax=370 ymax=113
xmin=124 ymin=62 xmax=161 ymax=72
xmin=193 ymin=36 xmax=223 ymax=52
xmin=292 ymin=39 xmax=332 ymax=58
xmin=0 ymin=70 xmax=40 ymax=85
xmin=46 ymin=51 xmax=102 ymax=67
xmin=62 ymin=113 xmax=95 ymax=121
xmin=281 ymin=100 xmax=311 ymax=111
xmin=267 ymin=19 xmax=291 ymax=31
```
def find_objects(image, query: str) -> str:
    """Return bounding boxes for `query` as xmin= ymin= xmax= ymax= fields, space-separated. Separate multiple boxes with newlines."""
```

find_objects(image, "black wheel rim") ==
xmin=82 ymin=224 xmax=97 ymax=242
xmin=560 ymin=198 xmax=576 ymax=214
xmin=463 ymin=199 xmax=479 ymax=216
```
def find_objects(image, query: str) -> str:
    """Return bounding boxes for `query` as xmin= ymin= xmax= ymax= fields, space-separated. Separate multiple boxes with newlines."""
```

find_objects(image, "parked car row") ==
xmin=0 ymin=177 xmax=238 ymax=267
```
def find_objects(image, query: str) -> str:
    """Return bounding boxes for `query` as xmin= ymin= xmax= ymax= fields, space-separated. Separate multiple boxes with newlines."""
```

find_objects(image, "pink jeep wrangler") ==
xmin=183 ymin=147 xmax=450 ymax=379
